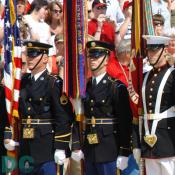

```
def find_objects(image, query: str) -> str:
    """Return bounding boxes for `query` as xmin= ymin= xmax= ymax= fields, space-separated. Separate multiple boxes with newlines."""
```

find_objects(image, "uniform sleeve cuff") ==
xmin=118 ymin=147 xmax=131 ymax=157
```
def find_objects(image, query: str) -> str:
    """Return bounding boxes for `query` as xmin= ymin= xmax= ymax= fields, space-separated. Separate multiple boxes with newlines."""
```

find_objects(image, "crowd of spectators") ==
xmin=0 ymin=0 xmax=174 ymax=77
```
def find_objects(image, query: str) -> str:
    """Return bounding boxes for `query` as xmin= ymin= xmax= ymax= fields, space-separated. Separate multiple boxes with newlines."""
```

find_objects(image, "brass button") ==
xmin=29 ymin=98 xmax=32 ymax=102
xmin=158 ymin=68 xmax=161 ymax=72
xmin=154 ymin=74 xmax=157 ymax=77
xmin=149 ymin=103 xmax=152 ymax=106
xmin=90 ymin=99 xmax=94 ymax=103
xmin=149 ymin=95 xmax=152 ymax=99
xmin=27 ymin=116 xmax=31 ymax=125
xmin=40 ymin=98 xmax=43 ymax=101
xmin=91 ymin=108 xmax=93 ymax=111
xmin=152 ymin=80 xmax=155 ymax=84
xmin=149 ymin=110 xmax=152 ymax=113
xmin=102 ymin=100 xmax=105 ymax=103
xmin=150 ymin=88 xmax=153 ymax=91
xmin=28 ymin=115 xmax=31 ymax=118
xmin=28 ymin=107 xmax=31 ymax=111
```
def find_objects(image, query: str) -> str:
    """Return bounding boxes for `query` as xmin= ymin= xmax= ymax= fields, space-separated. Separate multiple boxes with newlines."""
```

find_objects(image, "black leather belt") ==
xmin=22 ymin=118 xmax=54 ymax=125
xmin=86 ymin=118 xmax=117 ymax=125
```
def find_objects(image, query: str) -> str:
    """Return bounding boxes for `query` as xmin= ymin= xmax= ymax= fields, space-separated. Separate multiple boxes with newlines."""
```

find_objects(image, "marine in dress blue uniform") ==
xmin=140 ymin=35 xmax=175 ymax=175
xmin=83 ymin=40 xmax=132 ymax=175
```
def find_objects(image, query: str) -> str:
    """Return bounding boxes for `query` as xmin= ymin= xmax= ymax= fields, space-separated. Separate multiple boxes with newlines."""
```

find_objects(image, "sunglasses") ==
xmin=52 ymin=9 xmax=62 ymax=14
xmin=22 ymin=62 xmax=27 ymax=66
xmin=88 ymin=49 xmax=108 ymax=59
xmin=146 ymin=44 xmax=164 ymax=51
xmin=96 ymin=6 xmax=107 ymax=10
xmin=27 ymin=50 xmax=44 ymax=58
xmin=154 ymin=22 xmax=164 ymax=26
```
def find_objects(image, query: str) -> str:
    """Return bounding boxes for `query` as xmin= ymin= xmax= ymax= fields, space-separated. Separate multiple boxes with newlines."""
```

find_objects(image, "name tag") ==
xmin=87 ymin=133 xmax=99 ymax=144
xmin=23 ymin=128 xmax=35 ymax=139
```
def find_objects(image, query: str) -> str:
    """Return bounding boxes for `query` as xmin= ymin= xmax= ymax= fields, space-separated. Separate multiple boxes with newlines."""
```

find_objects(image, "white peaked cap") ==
xmin=142 ymin=35 xmax=170 ymax=45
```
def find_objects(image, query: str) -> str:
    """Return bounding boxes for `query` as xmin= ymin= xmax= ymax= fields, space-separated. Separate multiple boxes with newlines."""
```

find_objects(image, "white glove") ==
xmin=116 ymin=156 xmax=128 ymax=170
xmin=54 ymin=149 xmax=66 ymax=165
xmin=133 ymin=148 xmax=141 ymax=165
xmin=71 ymin=150 xmax=84 ymax=162
xmin=4 ymin=139 xmax=19 ymax=151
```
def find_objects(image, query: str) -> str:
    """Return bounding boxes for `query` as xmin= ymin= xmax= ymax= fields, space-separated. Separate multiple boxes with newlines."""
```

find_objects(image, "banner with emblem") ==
xmin=64 ymin=0 xmax=87 ymax=174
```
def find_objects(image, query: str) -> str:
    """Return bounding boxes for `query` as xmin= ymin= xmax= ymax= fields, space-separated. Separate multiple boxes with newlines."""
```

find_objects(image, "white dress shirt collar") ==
xmin=31 ymin=69 xmax=46 ymax=81
xmin=92 ymin=72 xmax=106 ymax=85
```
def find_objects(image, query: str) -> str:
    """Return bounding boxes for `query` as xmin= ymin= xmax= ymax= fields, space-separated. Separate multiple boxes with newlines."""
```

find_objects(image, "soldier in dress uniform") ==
xmin=4 ymin=41 xmax=73 ymax=174
xmin=140 ymin=35 xmax=175 ymax=175
xmin=81 ymin=40 xmax=132 ymax=175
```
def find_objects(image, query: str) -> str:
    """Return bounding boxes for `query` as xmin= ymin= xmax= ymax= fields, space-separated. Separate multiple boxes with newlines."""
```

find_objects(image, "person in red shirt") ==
xmin=115 ymin=39 xmax=131 ymax=87
xmin=88 ymin=0 xmax=116 ymax=45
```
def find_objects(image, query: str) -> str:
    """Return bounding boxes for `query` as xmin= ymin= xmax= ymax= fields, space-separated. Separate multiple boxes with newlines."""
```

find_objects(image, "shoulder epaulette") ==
xmin=48 ymin=74 xmax=57 ymax=79
xmin=108 ymin=76 xmax=118 ymax=83
xmin=48 ymin=74 xmax=63 ymax=81
xmin=48 ymin=74 xmax=63 ymax=88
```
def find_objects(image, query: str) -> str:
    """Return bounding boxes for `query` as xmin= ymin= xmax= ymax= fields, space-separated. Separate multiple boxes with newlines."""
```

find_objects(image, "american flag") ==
xmin=4 ymin=0 xmax=22 ymax=125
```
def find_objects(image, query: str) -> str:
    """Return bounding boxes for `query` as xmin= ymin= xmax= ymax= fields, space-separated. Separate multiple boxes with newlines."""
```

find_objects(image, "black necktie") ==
xmin=31 ymin=76 xmax=35 ymax=83
xmin=92 ymin=78 xmax=97 ymax=87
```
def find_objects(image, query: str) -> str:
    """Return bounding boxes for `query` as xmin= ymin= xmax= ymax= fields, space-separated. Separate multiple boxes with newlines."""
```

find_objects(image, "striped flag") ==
xmin=4 ymin=0 xmax=22 ymax=133
xmin=4 ymin=0 xmax=22 ymax=174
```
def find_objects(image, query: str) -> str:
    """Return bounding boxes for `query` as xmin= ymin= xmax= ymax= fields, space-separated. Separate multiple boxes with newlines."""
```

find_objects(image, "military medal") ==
xmin=144 ymin=134 xmax=157 ymax=147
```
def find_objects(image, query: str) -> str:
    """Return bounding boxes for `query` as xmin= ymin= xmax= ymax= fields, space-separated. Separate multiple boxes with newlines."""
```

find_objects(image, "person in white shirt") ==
xmin=23 ymin=0 xmax=51 ymax=44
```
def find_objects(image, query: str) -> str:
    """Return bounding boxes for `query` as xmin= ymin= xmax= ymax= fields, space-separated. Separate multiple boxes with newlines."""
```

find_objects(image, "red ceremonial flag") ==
xmin=130 ymin=0 xmax=154 ymax=174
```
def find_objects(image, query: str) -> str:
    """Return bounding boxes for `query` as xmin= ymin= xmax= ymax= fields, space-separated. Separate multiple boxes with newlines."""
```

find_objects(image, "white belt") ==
xmin=143 ymin=107 xmax=175 ymax=120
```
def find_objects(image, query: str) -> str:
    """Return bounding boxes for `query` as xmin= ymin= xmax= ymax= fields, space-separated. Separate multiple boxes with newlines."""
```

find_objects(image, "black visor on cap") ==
xmin=88 ymin=49 xmax=108 ymax=59
xmin=146 ymin=44 xmax=164 ymax=51
xmin=27 ymin=49 xmax=46 ymax=58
